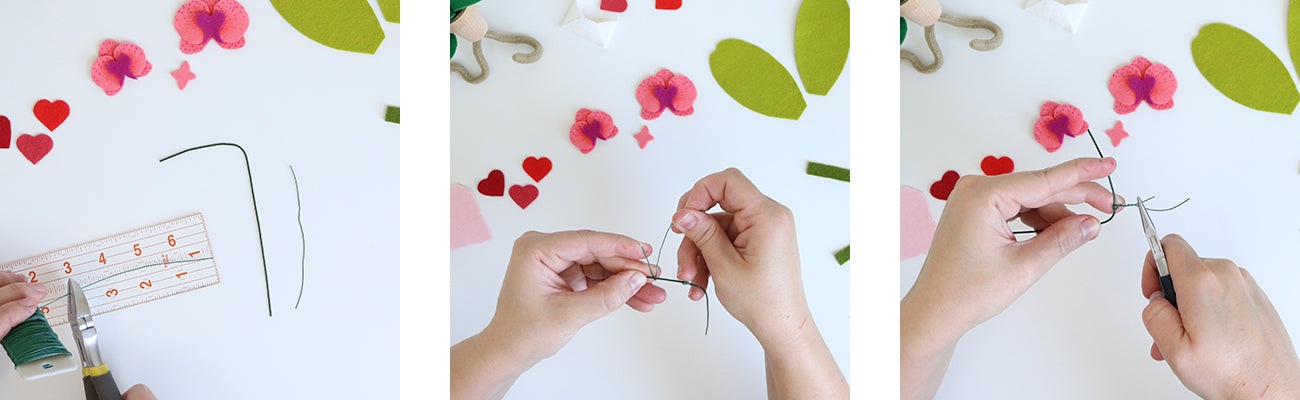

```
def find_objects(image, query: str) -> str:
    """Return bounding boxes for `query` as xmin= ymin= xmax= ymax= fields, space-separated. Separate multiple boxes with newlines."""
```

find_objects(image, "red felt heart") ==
xmin=929 ymin=170 xmax=959 ymax=200
xmin=522 ymin=156 xmax=552 ymax=183
xmin=509 ymin=184 xmax=539 ymax=209
xmin=655 ymin=0 xmax=682 ymax=10
xmin=16 ymin=134 xmax=53 ymax=165
xmin=477 ymin=170 xmax=505 ymax=197
xmin=600 ymin=0 xmax=628 ymax=12
xmin=980 ymin=156 xmax=1014 ymax=176
xmin=0 ymin=116 xmax=10 ymax=149
xmin=33 ymin=100 xmax=70 ymax=132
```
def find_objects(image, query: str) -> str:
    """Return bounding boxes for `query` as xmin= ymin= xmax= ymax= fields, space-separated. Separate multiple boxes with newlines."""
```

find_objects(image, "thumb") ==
xmin=1142 ymin=291 xmax=1186 ymax=363
xmin=1017 ymin=214 xmax=1100 ymax=272
xmin=565 ymin=270 xmax=647 ymax=325
xmin=672 ymin=209 xmax=743 ymax=273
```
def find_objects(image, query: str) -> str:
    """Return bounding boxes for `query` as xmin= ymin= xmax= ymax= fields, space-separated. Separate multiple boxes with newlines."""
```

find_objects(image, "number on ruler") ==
xmin=168 ymin=235 xmax=176 ymax=247
xmin=63 ymin=262 xmax=71 ymax=274
xmin=40 ymin=307 xmax=49 ymax=315
xmin=133 ymin=244 xmax=141 ymax=256
xmin=139 ymin=280 xmax=152 ymax=289
xmin=99 ymin=253 xmax=106 ymax=264
xmin=27 ymin=271 xmax=36 ymax=283
xmin=105 ymin=288 xmax=118 ymax=298
xmin=176 ymin=272 xmax=188 ymax=279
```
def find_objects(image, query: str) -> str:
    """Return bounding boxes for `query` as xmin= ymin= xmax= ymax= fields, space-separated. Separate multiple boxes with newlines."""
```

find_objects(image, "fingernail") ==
xmin=1104 ymin=157 xmax=1116 ymax=167
xmin=1081 ymin=218 xmax=1100 ymax=240
xmin=629 ymin=272 xmax=647 ymax=290
xmin=31 ymin=283 xmax=46 ymax=295
xmin=674 ymin=212 xmax=697 ymax=231
xmin=1149 ymin=291 xmax=1163 ymax=302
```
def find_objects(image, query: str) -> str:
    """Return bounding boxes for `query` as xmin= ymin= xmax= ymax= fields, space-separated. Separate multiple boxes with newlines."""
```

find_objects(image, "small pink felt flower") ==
xmin=175 ymin=0 xmax=250 ymax=54
xmin=91 ymin=40 xmax=153 ymax=96
xmin=1033 ymin=101 xmax=1088 ymax=153
xmin=570 ymin=109 xmax=618 ymax=154
xmin=1109 ymin=56 xmax=1176 ymax=114
xmin=636 ymin=69 xmax=697 ymax=120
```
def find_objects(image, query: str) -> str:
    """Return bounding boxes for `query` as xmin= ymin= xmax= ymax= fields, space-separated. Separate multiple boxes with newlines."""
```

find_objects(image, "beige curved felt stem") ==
xmin=901 ymin=0 xmax=942 ymax=27
xmin=484 ymin=30 xmax=543 ymax=64
xmin=450 ymin=40 xmax=489 ymax=84
xmin=939 ymin=12 xmax=1003 ymax=51
xmin=900 ymin=25 xmax=943 ymax=74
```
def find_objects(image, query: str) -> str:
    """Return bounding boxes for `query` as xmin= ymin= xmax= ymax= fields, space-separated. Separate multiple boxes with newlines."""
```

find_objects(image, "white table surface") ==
xmin=0 ymin=1 xmax=398 ymax=399
xmin=449 ymin=0 xmax=849 ymax=398
xmin=902 ymin=1 xmax=1300 ymax=398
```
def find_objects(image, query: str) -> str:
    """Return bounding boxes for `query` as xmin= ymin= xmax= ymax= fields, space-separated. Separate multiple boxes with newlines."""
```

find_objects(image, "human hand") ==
xmin=123 ymin=384 xmax=157 ymax=400
xmin=671 ymin=168 xmax=807 ymax=344
xmin=904 ymin=157 xmax=1119 ymax=338
xmin=670 ymin=168 xmax=847 ymax=399
xmin=1140 ymin=234 xmax=1300 ymax=400
xmin=484 ymin=230 xmax=665 ymax=364
xmin=0 ymin=272 xmax=46 ymax=338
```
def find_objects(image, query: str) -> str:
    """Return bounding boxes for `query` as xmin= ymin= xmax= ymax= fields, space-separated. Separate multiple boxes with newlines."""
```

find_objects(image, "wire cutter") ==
xmin=69 ymin=278 xmax=123 ymax=400
xmin=1138 ymin=197 xmax=1178 ymax=309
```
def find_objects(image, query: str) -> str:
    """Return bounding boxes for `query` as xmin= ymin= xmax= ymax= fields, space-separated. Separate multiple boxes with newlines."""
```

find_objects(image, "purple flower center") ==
xmin=1047 ymin=115 xmax=1073 ymax=141
xmin=653 ymin=86 xmax=678 ymax=113
xmin=1128 ymin=75 xmax=1156 ymax=106
xmin=105 ymin=54 xmax=137 ymax=85
xmin=582 ymin=121 xmax=607 ymax=142
xmin=196 ymin=11 xmax=228 ymax=45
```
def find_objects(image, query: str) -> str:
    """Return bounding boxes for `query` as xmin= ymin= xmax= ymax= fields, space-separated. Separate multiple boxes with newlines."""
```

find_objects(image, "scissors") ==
xmin=69 ymin=278 xmax=123 ymax=400
xmin=1138 ymin=197 xmax=1178 ymax=309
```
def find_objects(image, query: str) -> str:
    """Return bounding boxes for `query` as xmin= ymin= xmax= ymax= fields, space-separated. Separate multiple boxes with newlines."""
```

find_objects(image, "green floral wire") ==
xmin=1011 ymin=129 xmax=1188 ymax=235
xmin=640 ymin=225 xmax=710 ymax=335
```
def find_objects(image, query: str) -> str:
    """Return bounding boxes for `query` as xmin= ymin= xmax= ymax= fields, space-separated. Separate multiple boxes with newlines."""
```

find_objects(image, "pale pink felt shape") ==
xmin=569 ymin=108 xmax=618 ymax=154
xmin=634 ymin=126 xmax=654 ymax=148
xmin=1032 ymin=101 xmax=1088 ymax=153
xmin=636 ymin=69 xmax=697 ymax=120
xmin=172 ymin=61 xmax=197 ymax=90
xmin=175 ymin=0 xmax=250 ymax=54
xmin=901 ymin=186 xmax=936 ymax=260
xmin=1109 ymin=56 xmax=1176 ymax=114
xmin=91 ymin=41 xmax=152 ymax=96
xmin=451 ymin=184 xmax=492 ymax=249
xmin=1106 ymin=121 xmax=1129 ymax=146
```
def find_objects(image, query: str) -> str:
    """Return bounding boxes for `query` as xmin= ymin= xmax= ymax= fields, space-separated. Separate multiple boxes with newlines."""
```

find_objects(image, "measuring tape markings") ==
xmin=0 ymin=214 xmax=221 ymax=326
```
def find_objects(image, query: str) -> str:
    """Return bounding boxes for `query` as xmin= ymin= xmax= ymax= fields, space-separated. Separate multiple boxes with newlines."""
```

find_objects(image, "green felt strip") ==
xmin=385 ymin=106 xmax=400 ymax=124
xmin=379 ymin=0 xmax=399 ymax=23
xmin=1191 ymin=23 xmax=1299 ymax=114
xmin=270 ymin=0 xmax=386 ymax=54
xmin=710 ymin=39 xmax=807 ymax=120
xmin=795 ymin=0 xmax=850 ymax=96
xmin=807 ymin=161 xmax=849 ymax=182
xmin=834 ymin=246 xmax=849 ymax=265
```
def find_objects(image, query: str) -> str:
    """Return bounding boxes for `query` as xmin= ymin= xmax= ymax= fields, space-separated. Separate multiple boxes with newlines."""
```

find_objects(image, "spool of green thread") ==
xmin=2 ymin=310 xmax=72 ymax=371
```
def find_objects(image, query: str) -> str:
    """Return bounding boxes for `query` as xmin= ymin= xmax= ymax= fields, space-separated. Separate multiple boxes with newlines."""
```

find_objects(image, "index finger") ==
xmin=517 ymin=230 xmax=654 ymax=273
xmin=992 ymin=157 xmax=1116 ymax=213
xmin=676 ymin=168 xmax=770 ymax=216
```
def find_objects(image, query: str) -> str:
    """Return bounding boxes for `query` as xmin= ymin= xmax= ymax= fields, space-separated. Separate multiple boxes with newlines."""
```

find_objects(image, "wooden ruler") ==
xmin=0 ymin=213 xmax=220 ymax=326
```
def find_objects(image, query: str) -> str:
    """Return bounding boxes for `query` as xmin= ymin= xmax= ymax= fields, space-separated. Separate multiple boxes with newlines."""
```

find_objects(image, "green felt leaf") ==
xmin=834 ymin=245 xmax=849 ymax=265
xmin=451 ymin=34 xmax=458 ymax=58
xmin=901 ymin=17 xmax=907 ymax=44
xmin=270 ymin=0 xmax=386 ymax=54
xmin=1291 ymin=0 xmax=1300 ymax=79
xmin=710 ymin=39 xmax=807 ymax=120
xmin=1192 ymin=23 xmax=1299 ymax=114
xmin=794 ymin=0 xmax=850 ymax=96
xmin=379 ymin=0 xmax=399 ymax=23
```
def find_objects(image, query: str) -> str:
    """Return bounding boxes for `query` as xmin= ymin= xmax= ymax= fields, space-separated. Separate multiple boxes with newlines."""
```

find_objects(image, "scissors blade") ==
xmin=1137 ymin=198 xmax=1170 ymax=276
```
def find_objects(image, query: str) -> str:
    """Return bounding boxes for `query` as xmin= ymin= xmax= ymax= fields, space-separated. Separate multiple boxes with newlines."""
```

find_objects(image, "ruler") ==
xmin=0 ymin=213 xmax=221 ymax=326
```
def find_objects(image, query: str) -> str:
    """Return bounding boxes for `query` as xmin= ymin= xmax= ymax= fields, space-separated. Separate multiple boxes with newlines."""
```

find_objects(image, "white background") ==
xmin=449 ymin=0 xmax=849 ymax=398
xmin=902 ymin=1 xmax=1300 ymax=398
xmin=0 ymin=1 xmax=398 ymax=399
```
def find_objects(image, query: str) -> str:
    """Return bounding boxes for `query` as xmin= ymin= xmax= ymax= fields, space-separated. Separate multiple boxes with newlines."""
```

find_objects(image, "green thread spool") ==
xmin=2 ymin=309 xmax=76 ymax=380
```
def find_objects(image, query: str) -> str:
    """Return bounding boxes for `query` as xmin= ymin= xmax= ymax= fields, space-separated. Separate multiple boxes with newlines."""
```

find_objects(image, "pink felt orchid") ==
xmin=1033 ymin=101 xmax=1088 ymax=153
xmin=175 ymin=0 xmax=250 ymax=54
xmin=570 ymin=109 xmax=618 ymax=154
xmin=1109 ymin=56 xmax=1176 ymax=114
xmin=636 ymin=69 xmax=697 ymax=120
xmin=92 ymin=40 xmax=153 ymax=96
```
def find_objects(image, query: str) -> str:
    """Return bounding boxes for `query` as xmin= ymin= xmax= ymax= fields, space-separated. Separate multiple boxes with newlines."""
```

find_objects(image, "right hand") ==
xmin=1140 ymin=234 xmax=1300 ymax=400
xmin=123 ymin=384 xmax=157 ymax=400
xmin=0 ymin=272 xmax=45 ymax=338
